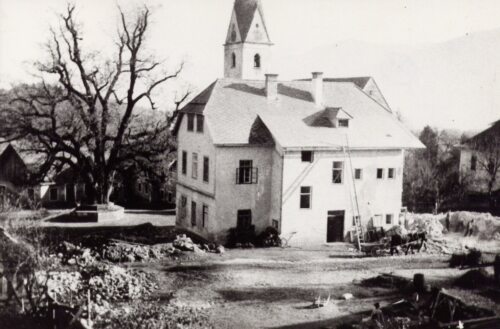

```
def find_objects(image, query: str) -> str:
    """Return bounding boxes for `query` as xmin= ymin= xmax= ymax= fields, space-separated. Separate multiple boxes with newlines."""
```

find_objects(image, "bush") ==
xmin=257 ymin=227 xmax=281 ymax=247
xmin=95 ymin=301 xmax=212 ymax=329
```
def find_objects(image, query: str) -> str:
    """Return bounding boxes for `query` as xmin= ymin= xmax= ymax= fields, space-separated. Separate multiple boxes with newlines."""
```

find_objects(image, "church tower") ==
xmin=224 ymin=0 xmax=273 ymax=80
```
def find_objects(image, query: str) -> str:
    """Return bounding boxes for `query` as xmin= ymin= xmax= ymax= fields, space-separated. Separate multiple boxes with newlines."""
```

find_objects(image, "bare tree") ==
xmin=0 ymin=4 xmax=188 ymax=204
xmin=403 ymin=126 xmax=466 ymax=213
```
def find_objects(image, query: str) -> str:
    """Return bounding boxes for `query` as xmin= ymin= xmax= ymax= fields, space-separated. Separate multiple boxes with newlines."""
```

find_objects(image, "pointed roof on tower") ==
xmin=227 ymin=0 xmax=270 ymax=44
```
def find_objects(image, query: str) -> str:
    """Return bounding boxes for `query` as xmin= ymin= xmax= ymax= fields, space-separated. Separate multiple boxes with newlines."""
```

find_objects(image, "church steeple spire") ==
xmin=224 ymin=0 xmax=273 ymax=80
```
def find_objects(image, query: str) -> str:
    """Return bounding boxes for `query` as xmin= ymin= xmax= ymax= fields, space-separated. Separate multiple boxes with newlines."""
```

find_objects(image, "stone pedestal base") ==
xmin=73 ymin=203 xmax=125 ymax=223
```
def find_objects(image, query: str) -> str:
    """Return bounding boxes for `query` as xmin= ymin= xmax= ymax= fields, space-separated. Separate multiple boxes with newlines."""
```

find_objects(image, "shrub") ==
xmin=257 ymin=227 xmax=281 ymax=247
xmin=95 ymin=301 xmax=213 ymax=329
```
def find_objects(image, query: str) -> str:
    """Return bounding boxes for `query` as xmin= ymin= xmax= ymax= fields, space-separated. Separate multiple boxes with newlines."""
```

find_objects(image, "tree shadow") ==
xmin=217 ymin=286 xmax=371 ymax=303
xmin=266 ymin=311 xmax=368 ymax=329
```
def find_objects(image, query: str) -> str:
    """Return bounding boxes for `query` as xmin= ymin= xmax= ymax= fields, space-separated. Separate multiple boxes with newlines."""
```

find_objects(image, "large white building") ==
xmin=174 ymin=0 xmax=423 ymax=246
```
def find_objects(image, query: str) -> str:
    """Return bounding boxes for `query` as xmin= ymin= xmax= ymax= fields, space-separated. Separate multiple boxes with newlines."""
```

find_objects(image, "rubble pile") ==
xmin=449 ymin=211 xmax=500 ymax=240
xmin=406 ymin=213 xmax=445 ymax=239
xmin=40 ymin=263 xmax=158 ymax=307
xmin=102 ymin=242 xmax=179 ymax=262
xmin=352 ymin=274 xmax=498 ymax=329
xmin=83 ymin=264 xmax=158 ymax=301
xmin=54 ymin=234 xmax=224 ymax=265
xmin=407 ymin=211 xmax=500 ymax=241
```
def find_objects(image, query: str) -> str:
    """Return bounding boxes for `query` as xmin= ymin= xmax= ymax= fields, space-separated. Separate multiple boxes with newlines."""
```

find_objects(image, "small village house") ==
xmin=459 ymin=120 xmax=500 ymax=209
xmin=0 ymin=144 xmax=33 ymax=208
xmin=173 ymin=0 xmax=423 ymax=246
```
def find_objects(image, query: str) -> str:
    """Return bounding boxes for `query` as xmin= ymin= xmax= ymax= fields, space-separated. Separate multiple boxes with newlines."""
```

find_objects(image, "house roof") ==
xmin=298 ymin=77 xmax=371 ymax=89
xmin=466 ymin=119 xmax=500 ymax=146
xmin=177 ymin=78 xmax=423 ymax=150
xmin=233 ymin=0 xmax=268 ymax=42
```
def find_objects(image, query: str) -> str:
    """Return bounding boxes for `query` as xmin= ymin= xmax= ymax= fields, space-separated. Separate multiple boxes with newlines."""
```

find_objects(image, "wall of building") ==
xmin=175 ymin=111 xmax=218 ymax=236
xmin=40 ymin=183 xmax=86 ymax=207
xmin=212 ymin=145 xmax=274 ymax=241
xmin=224 ymin=43 xmax=271 ymax=80
xmin=362 ymin=78 xmax=390 ymax=110
xmin=0 ymin=148 xmax=28 ymax=194
xmin=460 ymin=148 xmax=500 ymax=193
xmin=280 ymin=148 xmax=404 ymax=246
xmin=176 ymin=113 xmax=216 ymax=196
xmin=269 ymin=148 xmax=284 ymax=230
xmin=176 ymin=184 xmax=216 ymax=239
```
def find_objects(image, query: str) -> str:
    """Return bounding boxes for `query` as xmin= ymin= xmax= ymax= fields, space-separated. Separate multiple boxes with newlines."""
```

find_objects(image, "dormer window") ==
xmin=304 ymin=107 xmax=352 ymax=128
xmin=254 ymin=54 xmax=261 ymax=68
xmin=338 ymin=119 xmax=349 ymax=128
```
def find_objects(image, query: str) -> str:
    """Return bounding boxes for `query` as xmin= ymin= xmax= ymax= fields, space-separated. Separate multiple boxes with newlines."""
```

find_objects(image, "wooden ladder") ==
xmin=343 ymin=136 xmax=364 ymax=249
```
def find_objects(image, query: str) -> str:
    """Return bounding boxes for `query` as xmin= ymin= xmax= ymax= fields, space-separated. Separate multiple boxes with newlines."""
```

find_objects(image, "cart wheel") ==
xmin=371 ymin=247 xmax=380 ymax=257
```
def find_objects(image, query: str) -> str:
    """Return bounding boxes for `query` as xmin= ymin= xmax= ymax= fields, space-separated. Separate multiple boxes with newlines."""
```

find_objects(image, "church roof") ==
xmin=175 ymin=78 xmax=424 ymax=150
xmin=233 ymin=0 xmax=268 ymax=42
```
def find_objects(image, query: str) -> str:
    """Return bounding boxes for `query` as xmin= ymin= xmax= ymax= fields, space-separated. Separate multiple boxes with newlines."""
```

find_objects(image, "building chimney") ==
xmin=311 ymin=72 xmax=323 ymax=107
xmin=265 ymin=74 xmax=279 ymax=101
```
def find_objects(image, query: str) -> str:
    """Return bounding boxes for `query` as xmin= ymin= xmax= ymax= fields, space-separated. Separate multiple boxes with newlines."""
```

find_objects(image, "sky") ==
xmin=1 ymin=0 xmax=500 ymax=131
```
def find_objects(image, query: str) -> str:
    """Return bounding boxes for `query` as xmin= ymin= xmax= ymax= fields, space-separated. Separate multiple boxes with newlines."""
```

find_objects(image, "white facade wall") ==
xmin=176 ymin=112 xmax=218 ymax=238
xmin=280 ymin=149 xmax=404 ymax=246
xmin=224 ymin=43 xmax=271 ymax=80
xmin=213 ymin=146 xmax=274 ymax=241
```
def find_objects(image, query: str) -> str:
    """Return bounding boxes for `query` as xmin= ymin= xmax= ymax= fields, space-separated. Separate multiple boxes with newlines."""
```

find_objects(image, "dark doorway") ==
xmin=66 ymin=184 xmax=75 ymax=204
xmin=327 ymin=210 xmax=345 ymax=242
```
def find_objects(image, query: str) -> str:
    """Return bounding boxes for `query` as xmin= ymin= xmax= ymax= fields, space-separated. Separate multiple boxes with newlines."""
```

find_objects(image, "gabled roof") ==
xmin=176 ymin=78 xmax=424 ymax=150
xmin=298 ymin=77 xmax=371 ymax=89
xmin=233 ymin=0 xmax=268 ymax=42
xmin=323 ymin=77 xmax=371 ymax=89
xmin=466 ymin=119 xmax=500 ymax=146
xmin=173 ymin=82 xmax=216 ymax=135
xmin=0 ymin=144 xmax=28 ymax=175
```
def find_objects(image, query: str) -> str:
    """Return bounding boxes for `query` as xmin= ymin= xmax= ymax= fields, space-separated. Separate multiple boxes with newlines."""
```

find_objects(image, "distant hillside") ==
xmin=272 ymin=29 xmax=500 ymax=131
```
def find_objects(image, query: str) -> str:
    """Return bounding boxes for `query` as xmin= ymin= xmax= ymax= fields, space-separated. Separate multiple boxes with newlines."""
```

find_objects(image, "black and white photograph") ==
xmin=0 ymin=0 xmax=499 ymax=328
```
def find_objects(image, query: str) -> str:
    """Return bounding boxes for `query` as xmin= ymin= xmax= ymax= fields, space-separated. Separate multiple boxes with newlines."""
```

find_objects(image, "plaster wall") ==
xmin=280 ymin=149 xmax=404 ymax=246
xmin=213 ymin=146 xmax=274 ymax=241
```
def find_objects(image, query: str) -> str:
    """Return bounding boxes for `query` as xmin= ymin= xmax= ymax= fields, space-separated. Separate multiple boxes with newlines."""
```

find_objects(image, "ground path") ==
xmin=138 ymin=246 xmax=497 ymax=329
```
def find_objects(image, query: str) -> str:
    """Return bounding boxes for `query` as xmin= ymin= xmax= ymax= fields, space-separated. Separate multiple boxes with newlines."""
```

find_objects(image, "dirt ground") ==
xmin=132 ymin=244 xmax=500 ymax=329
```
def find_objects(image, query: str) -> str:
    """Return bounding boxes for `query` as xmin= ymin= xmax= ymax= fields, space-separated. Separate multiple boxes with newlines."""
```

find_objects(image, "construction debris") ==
xmin=353 ymin=274 xmax=499 ymax=329
xmin=310 ymin=294 xmax=331 ymax=308
xmin=53 ymin=235 xmax=225 ymax=265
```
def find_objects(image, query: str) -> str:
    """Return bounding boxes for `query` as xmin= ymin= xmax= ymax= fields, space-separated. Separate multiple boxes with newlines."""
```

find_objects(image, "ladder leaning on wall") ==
xmin=342 ymin=135 xmax=364 ymax=250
